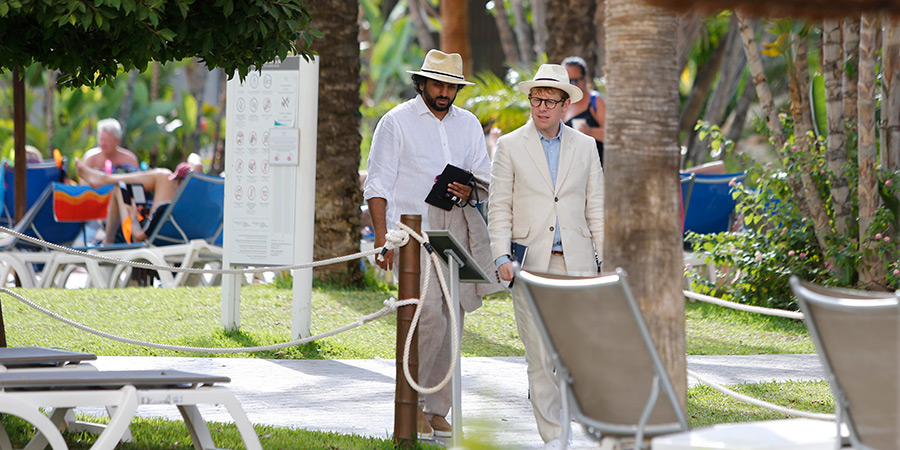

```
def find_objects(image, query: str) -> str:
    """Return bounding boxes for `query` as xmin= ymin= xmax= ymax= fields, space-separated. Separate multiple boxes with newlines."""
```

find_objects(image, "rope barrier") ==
xmin=683 ymin=290 xmax=804 ymax=320
xmin=687 ymin=369 xmax=835 ymax=421
xmin=395 ymin=222 xmax=460 ymax=395
xmin=0 ymin=287 xmax=418 ymax=353
xmin=0 ymin=225 xmax=409 ymax=275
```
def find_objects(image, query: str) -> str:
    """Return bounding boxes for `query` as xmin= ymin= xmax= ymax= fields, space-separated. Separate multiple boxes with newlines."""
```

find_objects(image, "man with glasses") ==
xmin=488 ymin=64 xmax=604 ymax=449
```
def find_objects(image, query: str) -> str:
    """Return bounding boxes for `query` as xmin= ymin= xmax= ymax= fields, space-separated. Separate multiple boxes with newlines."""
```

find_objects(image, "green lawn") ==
xmin=2 ymin=285 xmax=811 ymax=358
xmin=0 ymin=283 xmax=827 ymax=448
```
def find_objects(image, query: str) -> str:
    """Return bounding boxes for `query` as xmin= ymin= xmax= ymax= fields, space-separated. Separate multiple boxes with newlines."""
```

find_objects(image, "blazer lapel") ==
xmin=554 ymin=126 xmax=577 ymax=191
xmin=522 ymin=122 xmax=555 ymax=192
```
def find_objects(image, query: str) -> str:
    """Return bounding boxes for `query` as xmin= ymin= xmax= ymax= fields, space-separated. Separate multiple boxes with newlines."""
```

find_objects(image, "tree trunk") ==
xmin=858 ymin=13 xmax=883 ymax=288
xmin=606 ymin=0 xmax=686 ymax=405
xmin=881 ymin=16 xmax=900 ymax=171
xmin=789 ymin=35 xmax=833 ymax=255
xmin=723 ymin=78 xmax=756 ymax=145
xmin=678 ymin=34 xmax=727 ymax=153
xmin=441 ymin=0 xmax=472 ymax=76
xmin=676 ymin=10 xmax=702 ymax=76
xmin=823 ymin=19 xmax=851 ymax=236
xmin=842 ymin=17 xmax=860 ymax=125
xmin=491 ymin=0 xmax=521 ymax=65
xmin=408 ymin=0 xmax=435 ymax=53
xmin=737 ymin=12 xmax=811 ymax=218
xmin=44 ymin=70 xmax=56 ymax=147
xmin=737 ymin=12 xmax=785 ymax=148
xmin=545 ymin=0 xmax=597 ymax=71
xmin=307 ymin=0 xmax=364 ymax=286
xmin=689 ymin=16 xmax=748 ymax=166
xmin=509 ymin=0 xmax=534 ymax=67
xmin=593 ymin=0 xmax=606 ymax=77
xmin=532 ymin=0 xmax=548 ymax=57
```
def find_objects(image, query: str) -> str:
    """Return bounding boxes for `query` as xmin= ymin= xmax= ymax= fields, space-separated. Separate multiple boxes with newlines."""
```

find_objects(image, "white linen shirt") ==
xmin=364 ymin=94 xmax=491 ymax=231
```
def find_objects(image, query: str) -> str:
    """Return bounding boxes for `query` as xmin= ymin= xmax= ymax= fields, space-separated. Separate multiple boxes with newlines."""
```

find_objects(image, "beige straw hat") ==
xmin=406 ymin=49 xmax=475 ymax=86
xmin=517 ymin=64 xmax=584 ymax=103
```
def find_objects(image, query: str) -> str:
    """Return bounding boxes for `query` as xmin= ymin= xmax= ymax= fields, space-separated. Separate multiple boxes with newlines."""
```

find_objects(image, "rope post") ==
xmin=395 ymin=214 xmax=420 ymax=447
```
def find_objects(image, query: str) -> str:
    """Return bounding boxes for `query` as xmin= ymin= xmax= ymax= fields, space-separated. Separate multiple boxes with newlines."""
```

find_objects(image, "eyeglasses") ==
xmin=529 ymin=96 xmax=565 ymax=109
xmin=569 ymin=77 xmax=583 ymax=84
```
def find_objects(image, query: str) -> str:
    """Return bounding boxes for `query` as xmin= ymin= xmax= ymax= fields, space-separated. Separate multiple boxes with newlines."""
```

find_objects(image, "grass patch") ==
xmin=0 ymin=414 xmax=441 ymax=449
xmin=687 ymin=380 xmax=834 ymax=426
xmin=2 ymin=286 xmax=812 ymax=358
xmin=685 ymin=300 xmax=813 ymax=355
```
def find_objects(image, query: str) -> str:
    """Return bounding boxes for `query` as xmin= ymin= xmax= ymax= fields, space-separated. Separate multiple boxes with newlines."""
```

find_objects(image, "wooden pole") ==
xmin=394 ymin=214 xmax=420 ymax=448
xmin=13 ymin=67 xmax=26 ymax=223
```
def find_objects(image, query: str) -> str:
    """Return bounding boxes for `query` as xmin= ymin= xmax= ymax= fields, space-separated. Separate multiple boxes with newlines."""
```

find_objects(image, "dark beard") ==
xmin=423 ymin=90 xmax=455 ymax=112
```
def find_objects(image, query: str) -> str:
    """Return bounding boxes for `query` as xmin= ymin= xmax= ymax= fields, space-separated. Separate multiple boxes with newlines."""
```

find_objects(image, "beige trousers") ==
xmin=417 ymin=275 xmax=466 ymax=420
xmin=513 ymin=253 xmax=567 ymax=442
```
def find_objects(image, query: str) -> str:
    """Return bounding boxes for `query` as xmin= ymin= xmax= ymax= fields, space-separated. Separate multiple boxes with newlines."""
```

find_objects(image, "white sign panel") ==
xmin=225 ymin=57 xmax=300 ymax=266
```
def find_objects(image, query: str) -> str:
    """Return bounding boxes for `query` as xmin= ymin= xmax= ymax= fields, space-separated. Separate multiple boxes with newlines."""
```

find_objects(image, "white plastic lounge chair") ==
xmin=0 ymin=369 xmax=262 ymax=450
xmin=516 ymin=268 xmax=841 ymax=449
xmin=790 ymin=276 xmax=899 ymax=450
xmin=0 ymin=185 xmax=90 ymax=288
xmin=42 ymin=172 xmax=224 ymax=288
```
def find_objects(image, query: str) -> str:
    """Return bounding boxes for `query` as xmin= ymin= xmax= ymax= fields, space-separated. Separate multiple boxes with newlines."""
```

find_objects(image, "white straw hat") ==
xmin=517 ymin=64 xmax=583 ymax=103
xmin=407 ymin=49 xmax=475 ymax=86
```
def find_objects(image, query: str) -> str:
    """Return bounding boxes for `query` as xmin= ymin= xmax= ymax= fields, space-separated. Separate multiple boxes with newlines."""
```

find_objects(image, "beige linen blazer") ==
xmin=488 ymin=121 xmax=604 ymax=275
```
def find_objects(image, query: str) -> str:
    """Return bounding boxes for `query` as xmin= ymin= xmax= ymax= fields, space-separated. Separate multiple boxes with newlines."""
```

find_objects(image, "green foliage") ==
xmin=459 ymin=66 xmax=534 ymax=133
xmin=0 ymin=0 xmax=318 ymax=87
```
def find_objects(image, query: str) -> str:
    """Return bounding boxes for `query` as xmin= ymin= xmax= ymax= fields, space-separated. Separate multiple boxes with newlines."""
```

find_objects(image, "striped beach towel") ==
xmin=52 ymin=183 xmax=114 ymax=222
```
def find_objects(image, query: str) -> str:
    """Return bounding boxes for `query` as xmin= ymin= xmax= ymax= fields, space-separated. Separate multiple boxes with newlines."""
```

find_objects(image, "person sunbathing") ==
xmin=76 ymin=159 xmax=198 ymax=244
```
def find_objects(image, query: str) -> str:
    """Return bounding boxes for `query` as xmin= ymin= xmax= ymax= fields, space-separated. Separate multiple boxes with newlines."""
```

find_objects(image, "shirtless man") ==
xmin=82 ymin=118 xmax=140 ymax=173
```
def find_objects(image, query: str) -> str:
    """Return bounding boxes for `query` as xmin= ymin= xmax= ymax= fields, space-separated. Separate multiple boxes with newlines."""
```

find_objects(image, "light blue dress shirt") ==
xmin=496 ymin=123 xmax=564 ymax=268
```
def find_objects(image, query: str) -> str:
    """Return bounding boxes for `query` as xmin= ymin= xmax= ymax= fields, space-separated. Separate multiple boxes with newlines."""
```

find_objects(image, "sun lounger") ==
xmin=0 ymin=369 xmax=262 ymax=450
xmin=790 ymin=277 xmax=899 ymax=450
xmin=42 ymin=173 xmax=224 ymax=288
xmin=516 ymin=268 xmax=840 ymax=449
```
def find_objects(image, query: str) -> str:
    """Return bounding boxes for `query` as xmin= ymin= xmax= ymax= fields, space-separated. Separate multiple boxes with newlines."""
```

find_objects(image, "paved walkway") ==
xmin=80 ymin=354 xmax=824 ymax=449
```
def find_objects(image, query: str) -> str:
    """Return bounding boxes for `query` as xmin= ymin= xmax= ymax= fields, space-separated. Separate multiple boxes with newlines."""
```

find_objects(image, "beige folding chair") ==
xmin=516 ymin=268 xmax=690 ymax=448
xmin=790 ymin=276 xmax=900 ymax=450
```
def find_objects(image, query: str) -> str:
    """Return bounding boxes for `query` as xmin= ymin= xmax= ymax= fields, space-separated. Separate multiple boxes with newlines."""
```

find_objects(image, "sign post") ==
xmin=222 ymin=56 xmax=319 ymax=338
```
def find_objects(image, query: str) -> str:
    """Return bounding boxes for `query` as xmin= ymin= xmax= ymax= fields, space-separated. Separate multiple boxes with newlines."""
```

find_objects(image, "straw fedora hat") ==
xmin=407 ymin=49 xmax=475 ymax=86
xmin=517 ymin=64 xmax=584 ymax=103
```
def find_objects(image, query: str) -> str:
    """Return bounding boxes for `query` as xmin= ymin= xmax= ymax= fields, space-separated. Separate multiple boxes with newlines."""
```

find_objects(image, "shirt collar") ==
xmin=535 ymin=121 xmax=563 ymax=143
xmin=414 ymin=94 xmax=455 ymax=119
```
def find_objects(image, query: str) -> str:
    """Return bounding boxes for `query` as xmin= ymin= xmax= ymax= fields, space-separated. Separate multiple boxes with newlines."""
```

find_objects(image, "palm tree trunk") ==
xmin=606 ymin=0 xmax=686 ymax=405
xmin=440 ymin=0 xmax=472 ymax=76
xmin=678 ymin=35 xmax=727 ymax=149
xmin=408 ymin=0 xmax=435 ymax=52
xmin=532 ymin=0 xmax=548 ymax=56
xmin=545 ymin=0 xmax=597 ymax=71
xmin=842 ymin=17 xmax=860 ymax=125
xmin=307 ymin=0 xmax=364 ymax=285
xmin=689 ymin=16 xmax=747 ymax=166
xmin=509 ymin=0 xmax=534 ymax=66
xmin=676 ymin=10 xmax=701 ymax=75
xmin=858 ymin=13 xmax=883 ymax=288
xmin=724 ymin=79 xmax=756 ymax=144
xmin=789 ymin=35 xmax=832 ymax=254
xmin=737 ymin=12 xmax=811 ymax=218
xmin=490 ymin=0 xmax=521 ymax=65
xmin=881 ymin=16 xmax=900 ymax=171
xmin=593 ymin=0 xmax=606 ymax=77
xmin=823 ymin=19 xmax=851 ymax=236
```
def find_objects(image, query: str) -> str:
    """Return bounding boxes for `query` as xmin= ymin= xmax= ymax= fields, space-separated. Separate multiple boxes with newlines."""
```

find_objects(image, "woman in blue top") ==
xmin=562 ymin=56 xmax=607 ymax=164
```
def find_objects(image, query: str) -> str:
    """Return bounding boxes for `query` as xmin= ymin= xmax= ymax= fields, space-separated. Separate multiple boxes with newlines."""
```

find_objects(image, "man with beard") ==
xmin=364 ymin=49 xmax=494 ymax=440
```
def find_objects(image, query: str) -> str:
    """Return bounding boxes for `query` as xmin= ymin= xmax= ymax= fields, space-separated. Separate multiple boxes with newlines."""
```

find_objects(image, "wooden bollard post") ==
xmin=394 ymin=214 xmax=420 ymax=447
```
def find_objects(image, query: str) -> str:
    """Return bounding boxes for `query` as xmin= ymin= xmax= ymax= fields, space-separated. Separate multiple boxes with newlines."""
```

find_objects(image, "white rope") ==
xmin=0 ymin=287 xmax=418 ymax=353
xmin=687 ymin=369 xmax=835 ymax=421
xmin=0 ymin=225 xmax=408 ymax=275
xmin=395 ymin=222 xmax=461 ymax=395
xmin=684 ymin=290 xmax=804 ymax=320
